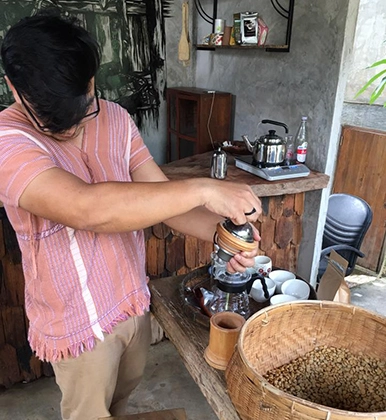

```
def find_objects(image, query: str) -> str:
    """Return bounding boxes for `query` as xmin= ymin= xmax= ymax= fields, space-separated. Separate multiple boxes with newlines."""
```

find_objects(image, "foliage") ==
xmin=355 ymin=58 xmax=386 ymax=106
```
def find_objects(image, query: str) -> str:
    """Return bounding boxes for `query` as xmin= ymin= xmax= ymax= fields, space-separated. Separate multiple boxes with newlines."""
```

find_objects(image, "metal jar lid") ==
xmin=222 ymin=219 xmax=254 ymax=243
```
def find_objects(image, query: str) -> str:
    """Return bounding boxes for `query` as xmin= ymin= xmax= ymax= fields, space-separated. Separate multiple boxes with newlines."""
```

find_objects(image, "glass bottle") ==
xmin=284 ymin=134 xmax=295 ymax=165
xmin=295 ymin=116 xmax=308 ymax=164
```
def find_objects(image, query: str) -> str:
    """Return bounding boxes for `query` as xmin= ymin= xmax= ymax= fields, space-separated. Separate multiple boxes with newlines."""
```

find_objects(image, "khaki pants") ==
xmin=52 ymin=312 xmax=152 ymax=420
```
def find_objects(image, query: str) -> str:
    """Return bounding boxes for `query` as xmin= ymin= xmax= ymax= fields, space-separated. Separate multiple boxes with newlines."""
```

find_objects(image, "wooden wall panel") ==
xmin=146 ymin=236 xmax=166 ymax=277
xmin=197 ymin=239 xmax=214 ymax=267
xmin=275 ymin=216 xmax=294 ymax=249
xmin=185 ymin=236 xmax=199 ymax=269
xmin=0 ymin=208 xmax=53 ymax=388
xmin=333 ymin=126 xmax=386 ymax=272
xmin=259 ymin=215 xmax=276 ymax=252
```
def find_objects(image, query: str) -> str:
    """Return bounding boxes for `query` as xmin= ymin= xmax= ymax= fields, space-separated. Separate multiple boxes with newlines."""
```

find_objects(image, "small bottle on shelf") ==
xmin=284 ymin=135 xmax=295 ymax=165
xmin=295 ymin=116 xmax=308 ymax=164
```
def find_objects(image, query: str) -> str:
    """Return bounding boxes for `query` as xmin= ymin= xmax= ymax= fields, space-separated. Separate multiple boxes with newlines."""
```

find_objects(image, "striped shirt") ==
xmin=0 ymin=100 xmax=153 ymax=362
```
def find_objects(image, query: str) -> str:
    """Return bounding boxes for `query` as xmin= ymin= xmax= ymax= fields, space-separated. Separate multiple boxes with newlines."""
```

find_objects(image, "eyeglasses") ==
xmin=17 ymin=85 xmax=100 ymax=133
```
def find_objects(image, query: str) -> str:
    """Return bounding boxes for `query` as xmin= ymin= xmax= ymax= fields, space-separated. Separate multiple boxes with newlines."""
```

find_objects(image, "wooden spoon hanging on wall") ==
xmin=178 ymin=2 xmax=190 ymax=64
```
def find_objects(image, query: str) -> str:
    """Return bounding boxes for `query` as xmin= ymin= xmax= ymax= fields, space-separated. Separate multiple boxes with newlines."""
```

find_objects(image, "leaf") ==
xmin=367 ymin=59 xmax=386 ymax=69
xmin=354 ymin=69 xmax=386 ymax=98
xmin=369 ymin=76 xmax=386 ymax=103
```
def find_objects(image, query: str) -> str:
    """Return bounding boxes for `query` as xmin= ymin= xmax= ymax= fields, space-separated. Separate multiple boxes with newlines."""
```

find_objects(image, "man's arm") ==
xmin=131 ymin=160 xmax=261 ymax=273
xmin=19 ymin=159 xmax=261 ymax=234
xmin=131 ymin=160 xmax=222 ymax=242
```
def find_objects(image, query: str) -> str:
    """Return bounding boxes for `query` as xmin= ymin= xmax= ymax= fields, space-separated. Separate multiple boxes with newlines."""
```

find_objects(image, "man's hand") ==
xmin=200 ymin=179 xmax=262 ymax=226
xmin=226 ymin=225 xmax=261 ymax=273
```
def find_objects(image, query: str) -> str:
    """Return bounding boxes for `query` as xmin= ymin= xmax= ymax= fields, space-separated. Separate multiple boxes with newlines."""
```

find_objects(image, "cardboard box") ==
xmin=317 ymin=250 xmax=351 ymax=303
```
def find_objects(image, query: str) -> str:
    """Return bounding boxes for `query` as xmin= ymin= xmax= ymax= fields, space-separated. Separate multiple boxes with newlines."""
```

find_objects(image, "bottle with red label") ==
xmin=295 ymin=116 xmax=308 ymax=164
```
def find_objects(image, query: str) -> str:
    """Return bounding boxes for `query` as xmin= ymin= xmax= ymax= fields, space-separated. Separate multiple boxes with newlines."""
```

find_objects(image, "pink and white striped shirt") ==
xmin=0 ymin=100 xmax=153 ymax=362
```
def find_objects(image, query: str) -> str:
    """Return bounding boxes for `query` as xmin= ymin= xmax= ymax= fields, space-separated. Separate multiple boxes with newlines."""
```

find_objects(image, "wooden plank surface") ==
xmin=161 ymin=152 xmax=329 ymax=198
xmin=101 ymin=408 xmax=186 ymax=420
xmin=333 ymin=126 xmax=386 ymax=271
xmin=149 ymin=275 xmax=241 ymax=420
xmin=0 ymin=208 xmax=54 ymax=387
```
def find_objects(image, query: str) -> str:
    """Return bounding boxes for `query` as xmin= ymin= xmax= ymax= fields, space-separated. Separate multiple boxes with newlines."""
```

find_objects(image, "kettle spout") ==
xmin=241 ymin=134 xmax=254 ymax=153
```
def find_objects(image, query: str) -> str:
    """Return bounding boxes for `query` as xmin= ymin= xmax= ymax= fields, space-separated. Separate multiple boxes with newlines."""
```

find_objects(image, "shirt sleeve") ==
xmin=127 ymin=117 xmax=153 ymax=173
xmin=0 ymin=132 xmax=57 ymax=207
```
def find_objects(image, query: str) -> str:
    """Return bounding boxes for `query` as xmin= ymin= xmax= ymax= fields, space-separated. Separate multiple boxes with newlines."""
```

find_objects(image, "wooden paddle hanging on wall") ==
xmin=178 ymin=2 xmax=190 ymax=65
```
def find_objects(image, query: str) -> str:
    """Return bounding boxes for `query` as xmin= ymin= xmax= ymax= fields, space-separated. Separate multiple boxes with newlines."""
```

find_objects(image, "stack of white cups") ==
xmin=269 ymin=270 xmax=310 ymax=305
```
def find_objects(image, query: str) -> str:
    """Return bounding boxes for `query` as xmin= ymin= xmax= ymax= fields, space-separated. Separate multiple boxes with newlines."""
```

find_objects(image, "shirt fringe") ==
xmin=28 ymin=292 xmax=150 ymax=362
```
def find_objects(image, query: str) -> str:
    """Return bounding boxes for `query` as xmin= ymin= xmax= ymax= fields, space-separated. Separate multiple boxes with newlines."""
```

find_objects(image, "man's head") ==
xmin=1 ymin=13 xmax=101 ymax=134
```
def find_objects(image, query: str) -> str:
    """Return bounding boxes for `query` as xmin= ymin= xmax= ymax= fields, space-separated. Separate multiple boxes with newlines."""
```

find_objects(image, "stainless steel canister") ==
xmin=210 ymin=147 xmax=227 ymax=179
xmin=214 ymin=18 xmax=225 ymax=34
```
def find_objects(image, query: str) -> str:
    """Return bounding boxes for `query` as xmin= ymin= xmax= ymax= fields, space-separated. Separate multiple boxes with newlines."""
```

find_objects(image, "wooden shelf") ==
xmin=196 ymin=0 xmax=295 ymax=53
xmin=196 ymin=44 xmax=290 ymax=52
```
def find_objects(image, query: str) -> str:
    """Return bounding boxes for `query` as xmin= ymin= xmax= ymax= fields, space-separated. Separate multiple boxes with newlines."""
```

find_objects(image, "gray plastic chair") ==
xmin=317 ymin=193 xmax=373 ymax=282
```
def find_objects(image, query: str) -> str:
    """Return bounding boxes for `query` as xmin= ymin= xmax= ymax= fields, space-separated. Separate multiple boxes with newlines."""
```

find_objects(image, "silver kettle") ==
xmin=242 ymin=119 xmax=289 ymax=167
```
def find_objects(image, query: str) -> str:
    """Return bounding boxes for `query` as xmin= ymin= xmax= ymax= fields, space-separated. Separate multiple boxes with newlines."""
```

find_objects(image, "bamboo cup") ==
xmin=204 ymin=312 xmax=246 ymax=370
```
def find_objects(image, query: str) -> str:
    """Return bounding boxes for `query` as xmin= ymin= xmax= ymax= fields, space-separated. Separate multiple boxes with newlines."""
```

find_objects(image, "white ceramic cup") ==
xmin=250 ymin=277 xmax=276 ymax=303
xmin=253 ymin=256 xmax=272 ymax=277
xmin=281 ymin=279 xmax=310 ymax=300
xmin=269 ymin=270 xmax=296 ymax=293
xmin=270 ymin=294 xmax=300 ymax=305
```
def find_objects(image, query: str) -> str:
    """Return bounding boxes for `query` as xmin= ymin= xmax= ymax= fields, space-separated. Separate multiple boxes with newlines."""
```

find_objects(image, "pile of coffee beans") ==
xmin=263 ymin=346 xmax=386 ymax=412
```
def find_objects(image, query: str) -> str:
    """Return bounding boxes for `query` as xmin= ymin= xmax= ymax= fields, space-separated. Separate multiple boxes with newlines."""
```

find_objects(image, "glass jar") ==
xmin=209 ymin=251 xmax=227 ymax=279
xmin=209 ymin=269 xmax=251 ymax=318
xmin=210 ymin=286 xmax=250 ymax=318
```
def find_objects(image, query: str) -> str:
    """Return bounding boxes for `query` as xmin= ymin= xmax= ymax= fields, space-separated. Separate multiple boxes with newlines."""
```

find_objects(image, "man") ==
xmin=0 ymin=13 xmax=261 ymax=420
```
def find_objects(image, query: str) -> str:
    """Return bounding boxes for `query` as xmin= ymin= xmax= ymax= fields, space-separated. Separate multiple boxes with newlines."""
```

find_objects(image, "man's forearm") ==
xmin=164 ymin=207 xmax=223 ymax=243
xmin=19 ymin=167 xmax=209 ymax=233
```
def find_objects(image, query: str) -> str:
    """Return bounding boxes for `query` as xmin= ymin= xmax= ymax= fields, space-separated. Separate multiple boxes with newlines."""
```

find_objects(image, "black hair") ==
xmin=1 ymin=12 xmax=101 ymax=133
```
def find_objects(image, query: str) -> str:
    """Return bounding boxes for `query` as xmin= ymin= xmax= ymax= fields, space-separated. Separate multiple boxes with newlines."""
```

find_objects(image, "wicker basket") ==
xmin=225 ymin=301 xmax=386 ymax=420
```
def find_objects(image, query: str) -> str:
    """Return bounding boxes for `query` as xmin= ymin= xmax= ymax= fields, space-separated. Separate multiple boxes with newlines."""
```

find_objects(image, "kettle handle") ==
xmin=261 ymin=119 xmax=289 ymax=134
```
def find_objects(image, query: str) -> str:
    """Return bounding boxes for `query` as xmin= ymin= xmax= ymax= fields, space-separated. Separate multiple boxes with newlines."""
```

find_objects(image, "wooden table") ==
xmin=149 ymin=268 xmax=317 ymax=420
xmin=162 ymin=152 xmax=329 ymax=198
xmin=149 ymin=274 xmax=241 ymax=420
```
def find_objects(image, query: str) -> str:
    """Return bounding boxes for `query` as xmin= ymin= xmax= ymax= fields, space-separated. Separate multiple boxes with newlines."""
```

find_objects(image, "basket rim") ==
xmin=236 ymin=300 xmax=386 ymax=417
